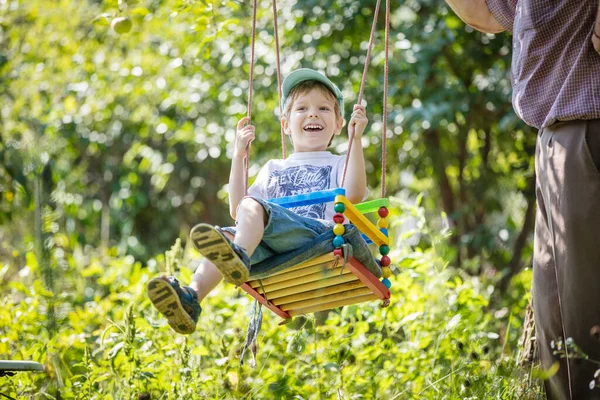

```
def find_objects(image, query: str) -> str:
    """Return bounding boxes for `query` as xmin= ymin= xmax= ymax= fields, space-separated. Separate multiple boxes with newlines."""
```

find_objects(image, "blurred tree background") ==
xmin=1 ymin=0 xmax=535 ymax=273
xmin=1 ymin=0 xmax=543 ymax=398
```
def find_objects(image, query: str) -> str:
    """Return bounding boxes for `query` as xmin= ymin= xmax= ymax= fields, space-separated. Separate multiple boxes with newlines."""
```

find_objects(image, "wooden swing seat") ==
xmin=238 ymin=189 xmax=391 ymax=320
xmin=242 ymin=252 xmax=388 ymax=319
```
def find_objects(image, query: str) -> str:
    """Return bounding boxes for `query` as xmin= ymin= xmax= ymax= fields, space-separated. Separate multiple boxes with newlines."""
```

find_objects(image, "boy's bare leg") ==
xmin=188 ymin=198 xmax=266 ymax=299
xmin=188 ymin=232 xmax=238 ymax=301
xmin=148 ymin=199 xmax=267 ymax=333
xmin=188 ymin=259 xmax=223 ymax=301
xmin=232 ymin=197 xmax=267 ymax=256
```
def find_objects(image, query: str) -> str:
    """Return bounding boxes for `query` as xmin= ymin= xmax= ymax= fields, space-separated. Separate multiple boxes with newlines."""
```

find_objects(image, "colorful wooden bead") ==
xmin=382 ymin=267 xmax=392 ymax=278
xmin=333 ymin=224 xmax=345 ymax=236
xmin=382 ymin=278 xmax=391 ymax=288
xmin=333 ymin=248 xmax=343 ymax=257
xmin=379 ymin=244 xmax=390 ymax=255
xmin=380 ymin=255 xmax=391 ymax=267
xmin=333 ymin=213 xmax=345 ymax=224
xmin=378 ymin=206 xmax=389 ymax=218
xmin=380 ymin=228 xmax=389 ymax=237
xmin=333 ymin=236 xmax=345 ymax=248
xmin=334 ymin=202 xmax=345 ymax=213
xmin=377 ymin=218 xmax=388 ymax=229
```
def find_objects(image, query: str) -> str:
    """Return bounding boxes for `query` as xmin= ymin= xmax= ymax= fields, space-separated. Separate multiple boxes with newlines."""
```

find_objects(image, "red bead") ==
xmin=380 ymin=255 xmax=391 ymax=267
xmin=333 ymin=249 xmax=343 ymax=257
xmin=378 ymin=207 xmax=389 ymax=218
xmin=333 ymin=213 xmax=345 ymax=224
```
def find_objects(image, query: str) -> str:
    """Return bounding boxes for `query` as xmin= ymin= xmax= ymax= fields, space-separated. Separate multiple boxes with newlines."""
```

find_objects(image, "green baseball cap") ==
xmin=281 ymin=68 xmax=344 ymax=115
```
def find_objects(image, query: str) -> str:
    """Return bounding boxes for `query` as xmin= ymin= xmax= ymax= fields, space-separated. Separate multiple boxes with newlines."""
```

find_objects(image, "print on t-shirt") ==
xmin=267 ymin=165 xmax=332 ymax=219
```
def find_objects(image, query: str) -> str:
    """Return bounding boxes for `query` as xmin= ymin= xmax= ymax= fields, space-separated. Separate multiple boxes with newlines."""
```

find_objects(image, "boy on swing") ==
xmin=148 ymin=69 xmax=369 ymax=334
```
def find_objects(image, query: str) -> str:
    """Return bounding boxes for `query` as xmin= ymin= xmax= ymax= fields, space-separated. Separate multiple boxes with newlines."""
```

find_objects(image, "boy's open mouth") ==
xmin=303 ymin=124 xmax=323 ymax=132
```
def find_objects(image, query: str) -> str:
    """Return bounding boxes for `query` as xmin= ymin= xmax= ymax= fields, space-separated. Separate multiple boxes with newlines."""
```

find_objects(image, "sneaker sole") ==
xmin=147 ymin=277 xmax=196 ymax=335
xmin=190 ymin=223 xmax=249 ymax=285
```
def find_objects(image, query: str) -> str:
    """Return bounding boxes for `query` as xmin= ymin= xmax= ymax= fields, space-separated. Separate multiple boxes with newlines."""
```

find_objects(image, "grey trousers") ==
xmin=534 ymin=119 xmax=600 ymax=400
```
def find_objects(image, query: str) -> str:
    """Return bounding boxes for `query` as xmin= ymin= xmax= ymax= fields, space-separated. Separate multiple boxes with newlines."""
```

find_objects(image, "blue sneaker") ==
xmin=147 ymin=276 xmax=201 ymax=335
xmin=189 ymin=223 xmax=251 ymax=285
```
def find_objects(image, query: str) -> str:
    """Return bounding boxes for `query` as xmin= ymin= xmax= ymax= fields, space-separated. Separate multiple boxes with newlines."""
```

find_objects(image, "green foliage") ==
xmin=1 ymin=0 xmax=535 ymax=275
xmin=1 ymin=0 xmax=544 ymax=397
xmin=1 ymin=199 xmax=542 ymax=398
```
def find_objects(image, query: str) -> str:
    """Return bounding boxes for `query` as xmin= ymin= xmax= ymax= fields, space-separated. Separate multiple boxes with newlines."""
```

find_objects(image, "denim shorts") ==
xmin=221 ymin=196 xmax=334 ymax=265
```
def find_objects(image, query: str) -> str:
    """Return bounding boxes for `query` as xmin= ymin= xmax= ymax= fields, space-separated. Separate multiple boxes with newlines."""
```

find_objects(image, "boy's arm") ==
xmin=228 ymin=155 xmax=246 ymax=220
xmin=343 ymin=104 xmax=368 ymax=204
xmin=229 ymin=117 xmax=255 ymax=220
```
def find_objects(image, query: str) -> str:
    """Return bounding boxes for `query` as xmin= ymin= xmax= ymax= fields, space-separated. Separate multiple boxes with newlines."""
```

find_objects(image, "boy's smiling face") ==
xmin=282 ymin=87 xmax=343 ymax=152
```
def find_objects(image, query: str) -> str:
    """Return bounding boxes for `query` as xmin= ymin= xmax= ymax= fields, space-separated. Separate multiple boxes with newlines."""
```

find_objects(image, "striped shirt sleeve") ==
xmin=485 ymin=0 xmax=517 ymax=32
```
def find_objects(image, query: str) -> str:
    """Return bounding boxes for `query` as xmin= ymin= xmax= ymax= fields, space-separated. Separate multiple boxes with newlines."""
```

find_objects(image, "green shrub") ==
xmin=1 ymin=199 xmax=542 ymax=399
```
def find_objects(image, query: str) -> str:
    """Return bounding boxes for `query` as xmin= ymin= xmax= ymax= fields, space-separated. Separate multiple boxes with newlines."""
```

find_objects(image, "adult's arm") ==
xmin=593 ymin=1 xmax=600 ymax=54
xmin=445 ymin=0 xmax=506 ymax=34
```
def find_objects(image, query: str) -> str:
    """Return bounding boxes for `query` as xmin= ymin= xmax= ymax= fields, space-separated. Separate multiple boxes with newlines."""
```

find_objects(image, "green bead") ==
xmin=334 ymin=202 xmax=345 ymax=213
xmin=379 ymin=245 xmax=390 ymax=255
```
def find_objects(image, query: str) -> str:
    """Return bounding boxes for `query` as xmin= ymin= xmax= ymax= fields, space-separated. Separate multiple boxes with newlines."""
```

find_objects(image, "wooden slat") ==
xmin=269 ymin=188 xmax=346 ymax=209
xmin=287 ymin=293 xmax=379 ymax=316
xmin=249 ymin=259 xmax=339 ymax=288
xmin=346 ymin=257 xmax=390 ymax=300
xmin=261 ymin=274 xmax=359 ymax=300
xmin=335 ymin=195 xmax=389 ymax=246
xmin=262 ymin=253 xmax=335 ymax=278
xmin=239 ymin=283 xmax=291 ymax=319
xmin=255 ymin=267 xmax=353 ymax=293
xmin=280 ymin=287 xmax=373 ymax=311
xmin=355 ymin=198 xmax=389 ymax=214
xmin=271 ymin=280 xmax=366 ymax=306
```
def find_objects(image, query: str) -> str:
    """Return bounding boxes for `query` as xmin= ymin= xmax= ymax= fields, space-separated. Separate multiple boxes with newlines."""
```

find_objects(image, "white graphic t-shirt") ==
xmin=248 ymin=151 xmax=348 ymax=221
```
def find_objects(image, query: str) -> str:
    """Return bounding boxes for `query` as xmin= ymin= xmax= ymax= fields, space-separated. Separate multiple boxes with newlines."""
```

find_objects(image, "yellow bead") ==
xmin=333 ymin=224 xmax=345 ymax=236
xmin=377 ymin=218 xmax=388 ymax=229
xmin=382 ymin=267 xmax=392 ymax=278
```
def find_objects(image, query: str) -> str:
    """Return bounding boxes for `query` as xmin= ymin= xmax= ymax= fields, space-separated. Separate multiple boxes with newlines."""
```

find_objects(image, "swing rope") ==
xmin=340 ymin=0 xmax=390 ymax=200
xmin=244 ymin=0 xmax=258 ymax=196
xmin=381 ymin=0 xmax=389 ymax=198
xmin=357 ymin=0 xmax=382 ymax=107
xmin=272 ymin=0 xmax=287 ymax=160
xmin=340 ymin=0 xmax=381 ymax=189
xmin=246 ymin=0 xmax=389 ymax=197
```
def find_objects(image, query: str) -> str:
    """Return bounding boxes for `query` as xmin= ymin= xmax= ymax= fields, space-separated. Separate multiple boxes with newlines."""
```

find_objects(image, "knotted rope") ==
xmin=244 ymin=0 xmax=258 ymax=196
xmin=340 ymin=0 xmax=381 ymax=189
xmin=381 ymin=0 xmax=389 ymax=198
xmin=272 ymin=0 xmax=287 ymax=159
